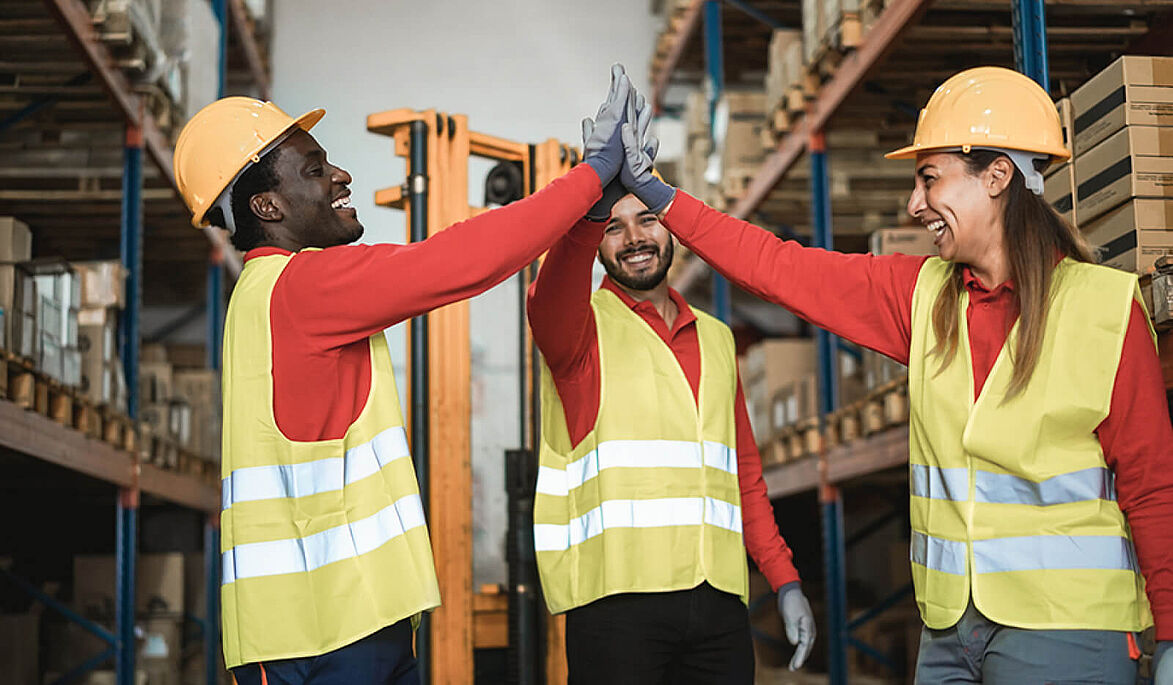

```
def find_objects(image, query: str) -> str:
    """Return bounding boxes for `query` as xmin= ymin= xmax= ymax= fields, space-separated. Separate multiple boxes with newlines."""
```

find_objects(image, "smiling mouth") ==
xmin=331 ymin=195 xmax=353 ymax=210
xmin=926 ymin=219 xmax=947 ymax=243
xmin=619 ymin=247 xmax=657 ymax=268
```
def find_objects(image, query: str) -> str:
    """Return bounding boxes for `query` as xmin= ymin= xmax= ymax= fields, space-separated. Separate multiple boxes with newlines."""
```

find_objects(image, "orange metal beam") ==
xmin=227 ymin=0 xmax=272 ymax=100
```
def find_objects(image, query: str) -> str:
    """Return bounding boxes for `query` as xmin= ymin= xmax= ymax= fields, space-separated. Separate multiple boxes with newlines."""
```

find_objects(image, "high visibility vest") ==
xmin=534 ymin=289 xmax=748 ymax=614
xmin=219 ymin=252 xmax=440 ymax=668
xmin=907 ymin=257 xmax=1153 ymax=632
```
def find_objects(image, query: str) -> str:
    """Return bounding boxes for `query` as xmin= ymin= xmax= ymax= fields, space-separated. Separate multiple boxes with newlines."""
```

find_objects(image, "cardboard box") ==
xmin=1070 ymin=55 xmax=1173 ymax=156
xmin=869 ymin=228 xmax=937 ymax=256
xmin=770 ymin=374 xmax=818 ymax=435
xmin=765 ymin=29 xmax=803 ymax=114
xmin=0 ymin=217 xmax=32 ymax=352
xmin=1045 ymin=161 xmax=1078 ymax=227
xmin=743 ymin=339 xmax=816 ymax=443
xmin=0 ymin=612 xmax=39 ymax=685
xmin=862 ymin=348 xmax=907 ymax=391
xmin=717 ymin=90 xmax=768 ymax=180
xmin=802 ymin=0 xmax=825 ymax=64
xmin=1056 ymin=97 xmax=1075 ymax=156
xmin=1153 ymin=271 xmax=1173 ymax=326
xmin=1083 ymin=199 xmax=1173 ymax=275
xmin=1074 ymin=125 xmax=1173 ymax=224
xmin=74 ymin=552 xmax=185 ymax=618
xmin=75 ymin=260 xmax=127 ymax=309
xmin=140 ymin=360 xmax=173 ymax=403
xmin=684 ymin=89 xmax=709 ymax=141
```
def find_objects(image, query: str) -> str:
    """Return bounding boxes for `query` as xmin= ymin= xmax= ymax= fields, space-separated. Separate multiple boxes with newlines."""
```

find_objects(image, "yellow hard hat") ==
xmin=885 ymin=66 xmax=1069 ymax=163
xmin=173 ymin=97 xmax=325 ymax=228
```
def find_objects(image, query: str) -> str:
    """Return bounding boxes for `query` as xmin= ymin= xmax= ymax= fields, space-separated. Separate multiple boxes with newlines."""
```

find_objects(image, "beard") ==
xmin=600 ymin=239 xmax=675 ymax=292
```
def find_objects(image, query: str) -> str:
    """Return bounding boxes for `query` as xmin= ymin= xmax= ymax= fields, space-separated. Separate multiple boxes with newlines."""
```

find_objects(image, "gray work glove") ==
xmin=1156 ymin=641 xmax=1172 ymax=685
xmin=777 ymin=584 xmax=816 ymax=671
xmin=618 ymin=98 xmax=675 ymax=214
xmin=587 ymin=87 xmax=656 ymax=221
xmin=581 ymin=64 xmax=632 ymax=203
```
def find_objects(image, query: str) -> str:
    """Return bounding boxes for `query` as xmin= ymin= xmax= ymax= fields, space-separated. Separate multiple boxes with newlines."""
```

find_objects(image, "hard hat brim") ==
xmin=191 ymin=107 xmax=326 ymax=228
xmin=884 ymin=141 xmax=1071 ymax=163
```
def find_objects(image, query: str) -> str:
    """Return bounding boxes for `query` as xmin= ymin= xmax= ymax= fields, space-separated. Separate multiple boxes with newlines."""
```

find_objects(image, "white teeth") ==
xmin=624 ymin=253 xmax=653 ymax=265
xmin=331 ymin=196 xmax=351 ymax=209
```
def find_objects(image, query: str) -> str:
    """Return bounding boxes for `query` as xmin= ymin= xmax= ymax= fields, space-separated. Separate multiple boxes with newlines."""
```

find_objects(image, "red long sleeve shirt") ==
xmin=240 ymin=163 xmax=600 ymax=441
xmin=525 ymin=218 xmax=802 ymax=591
xmin=663 ymin=191 xmax=1173 ymax=639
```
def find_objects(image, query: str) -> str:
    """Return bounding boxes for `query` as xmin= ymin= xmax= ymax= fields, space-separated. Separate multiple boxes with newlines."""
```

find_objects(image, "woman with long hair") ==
xmin=614 ymin=67 xmax=1173 ymax=683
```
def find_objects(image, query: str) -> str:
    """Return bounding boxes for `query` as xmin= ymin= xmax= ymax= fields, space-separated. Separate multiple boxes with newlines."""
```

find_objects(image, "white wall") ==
xmin=272 ymin=0 xmax=660 ymax=586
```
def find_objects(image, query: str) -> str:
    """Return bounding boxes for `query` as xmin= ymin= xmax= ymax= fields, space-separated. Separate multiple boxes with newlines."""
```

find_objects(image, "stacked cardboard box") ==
xmin=869 ymin=227 xmax=937 ymax=256
xmin=76 ymin=260 xmax=127 ymax=409
xmin=1044 ymin=98 xmax=1079 ymax=227
xmin=174 ymin=369 xmax=220 ymax=462
xmin=138 ymin=344 xmax=220 ymax=462
xmin=22 ymin=259 xmax=82 ymax=386
xmin=682 ymin=90 xmax=713 ymax=199
xmin=1070 ymin=56 xmax=1173 ymax=274
xmin=0 ymin=217 xmax=32 ymax=354
xmin=70 ymin=553 xmax=184 ymax=685
xmin=716 ymin=89 xmax=769 ymax=197
xmin=764 ymin=29 xmax=804 ymax=129
xmin=741 ymin=339 xmax=816 ymax=445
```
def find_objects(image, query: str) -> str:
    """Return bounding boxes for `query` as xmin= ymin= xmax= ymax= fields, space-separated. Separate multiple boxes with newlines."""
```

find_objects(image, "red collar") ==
xmin=601 ymin=276 xmax=697 ymax=330
xmin=244 ymin=246 xmax=292 ymax=263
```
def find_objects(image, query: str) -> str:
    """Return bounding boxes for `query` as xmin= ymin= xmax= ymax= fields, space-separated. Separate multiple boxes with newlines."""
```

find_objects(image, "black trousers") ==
xmin=231 ymin=619 xmax=418 ymax=685
xmin=565 ymin=583 xmax=754 ymax=685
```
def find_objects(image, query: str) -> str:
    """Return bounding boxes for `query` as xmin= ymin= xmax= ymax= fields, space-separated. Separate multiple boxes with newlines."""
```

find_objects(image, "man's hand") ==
xmin=1156 ymin=641 xmax=1172 ymax=685
xmin=617 ymin=93 xmax=675 ymax=215
xmin=580 ymin=64 xmax=632 ymax=204
xmin=586 ymin=89 xmax=657 ymax=221
xmin=777 ymin=585 xmax=816 ymax=671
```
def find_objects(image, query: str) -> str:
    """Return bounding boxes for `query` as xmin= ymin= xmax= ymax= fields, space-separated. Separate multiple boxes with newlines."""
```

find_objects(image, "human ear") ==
xmin=249 ymin=192 xmax=283 ymax=222
xmin=987 ymin=157 xmax=1014 ymax=197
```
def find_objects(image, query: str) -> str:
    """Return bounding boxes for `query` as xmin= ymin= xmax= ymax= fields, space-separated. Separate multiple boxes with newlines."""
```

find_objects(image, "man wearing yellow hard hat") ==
xmin=174 ymin=65 xmax=637 ymax=683
xmin=613 ymin=66 xmax=1173 ymax=683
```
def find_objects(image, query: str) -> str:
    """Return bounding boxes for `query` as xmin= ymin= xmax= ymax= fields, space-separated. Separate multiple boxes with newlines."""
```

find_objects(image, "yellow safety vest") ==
xmin=219 ymin=252 xmax=440 ymax=668
xmin=535 ymin=289 xmax=748 ymax=614
xmin=907 ymin=257 xmax=1153 ymax=632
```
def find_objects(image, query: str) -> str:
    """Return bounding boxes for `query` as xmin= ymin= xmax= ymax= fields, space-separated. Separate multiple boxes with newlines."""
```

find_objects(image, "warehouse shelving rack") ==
xmin=652 ymin=1 xmax=1173 ymax=682
xmin=0 ymin=1 xmax=272 ymax=684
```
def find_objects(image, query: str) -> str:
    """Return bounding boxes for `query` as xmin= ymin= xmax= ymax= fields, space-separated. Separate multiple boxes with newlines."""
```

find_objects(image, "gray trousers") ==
xmin=915 ymin=602 xmax=1138 ymax=684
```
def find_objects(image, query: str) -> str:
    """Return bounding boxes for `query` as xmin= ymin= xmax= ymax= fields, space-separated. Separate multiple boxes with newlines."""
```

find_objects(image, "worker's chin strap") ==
xmin=943 ymin=146 xmax=1049 ymax=196
xmin=210 ymin=127 xmax=298 ymax=236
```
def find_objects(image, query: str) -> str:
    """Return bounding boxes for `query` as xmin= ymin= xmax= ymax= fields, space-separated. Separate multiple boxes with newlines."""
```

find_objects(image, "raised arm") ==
xmin=273 ymin=165 xmax=602 ymax=345
xmin=663 ymin=192 xmax=925 ymax=363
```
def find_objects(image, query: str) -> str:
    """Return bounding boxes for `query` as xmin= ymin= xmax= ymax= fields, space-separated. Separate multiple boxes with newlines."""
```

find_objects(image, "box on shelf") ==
xmin=10 ymin=264 xmax=36 ymax=359
xmin=862 ymin=348 xmax=907 ymax=391
xmin=839 ymin=346 xmax=868 ymax=406
xmin=684 ymin=89 xmax=709 ymax=142
xmin=80 ymin=315 xmax=118 ymax=405
xmin=174 ymin=369 xmax=220 ymax=459
xmin=765 ymin=29 xmax=803 ymax=114
xmin=1152 ymin=269 xmax=1173 ymax=327
xmin=168 ymin=399 xmax=192 ymax=446
xmin=0 ymin=611 xmax=39 ymax=685
xmin=769 ymin=374 xmax=818 ymax=437
xmin=140 ymin=360 xmax=172 ymax=403
xmin=742 ymin=339 xmax=816 ymax=444
xmin=1044 ymin=161 xmax=1078 ymax=227
xmin=1074 ymin=125 xmax=1173 ymax=225
xmin=75 ymin=260 xmax=127 ymax=309
xmin=0 ymin=217 xmax=32 ymax=353
xmin=1056 ymin=97 xmax=1075 ymax=156
xmin=1070 ymin=55 xmax=1173 ymax=156
xmin=716 ymin=90 xmax=769 ymax=188
xmin=74 ymin=552 xmax=184 ymax=618
xmin=1083 ymin=199 xmax=1173 ymax=275
xmin=802 ymin=0 xmax=825 ymax=64
xmin=869 ymin=228 xmax=937 ymax=256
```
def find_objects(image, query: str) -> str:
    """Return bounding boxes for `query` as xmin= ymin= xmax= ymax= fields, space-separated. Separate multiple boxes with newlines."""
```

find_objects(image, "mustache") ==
xmin=616 ymin=243 xmax=660 ymax=260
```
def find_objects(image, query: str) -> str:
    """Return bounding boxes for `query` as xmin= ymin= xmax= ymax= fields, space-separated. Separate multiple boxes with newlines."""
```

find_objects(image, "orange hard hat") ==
xmin=173 ymin=97 xmax=325 ymax=228
xmin=886 ymin=66 xmax=1069 ymax=163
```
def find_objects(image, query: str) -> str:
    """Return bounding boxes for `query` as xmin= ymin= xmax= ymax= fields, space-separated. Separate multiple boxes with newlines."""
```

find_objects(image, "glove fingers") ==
xmin=789 ymin=633 xmax=812 ymax=671
xmin=644 ymin=135 xmax=660 ymax=162
xmin=581 ymin=118 xmax=595 ymax=147
xmin=636 ymin=96 xmax=653 ymax=142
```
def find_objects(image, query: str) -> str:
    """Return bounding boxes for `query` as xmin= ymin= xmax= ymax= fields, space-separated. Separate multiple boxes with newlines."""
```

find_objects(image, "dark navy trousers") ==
xmin=231 ymin=619 xmax=418 ymax=685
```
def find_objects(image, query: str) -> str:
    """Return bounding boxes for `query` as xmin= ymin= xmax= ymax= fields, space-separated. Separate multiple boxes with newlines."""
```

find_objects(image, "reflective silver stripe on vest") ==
xmin=973 ymin=535 xmax=1136 ymax=574
xmin=221 ymin=426 xmax=411 ymax=510
xmin=535 ymin=440 xmax=737 ymax=497
xmin=222 ymin=493 xmax=426 ymax=584
xmin=910 ymin=530 xmax=967 ymax=576
xmin=974 ymin=467 xmax=1116 ymax=507
xmin=533 ymin=496 xmax=741 ymax=552
xmin=910 ymin=464 xmax=969 ymax=501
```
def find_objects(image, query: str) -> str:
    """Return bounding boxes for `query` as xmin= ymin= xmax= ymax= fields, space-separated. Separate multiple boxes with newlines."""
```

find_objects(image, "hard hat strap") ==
xmin=210 ymin=126 xmax=300 ymax=236
xmin=941 ymin=146 xmax=1048 ymax=196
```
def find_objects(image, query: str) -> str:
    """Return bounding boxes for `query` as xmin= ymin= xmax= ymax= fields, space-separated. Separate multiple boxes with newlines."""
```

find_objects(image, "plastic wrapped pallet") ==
xmin=159 ymin=0 xmax=221 ymax=123
xmin=0 ymin=217 xmax=32 ymax=353
xmin=74 ymin=260 xmax=127 ymax=309
xmin=764 ymin=29 xmax=803 ymax=115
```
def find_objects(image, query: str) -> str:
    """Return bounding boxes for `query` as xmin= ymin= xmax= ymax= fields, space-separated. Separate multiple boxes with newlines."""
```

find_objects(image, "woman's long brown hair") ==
xmin=930 ymin=150 xmax=1097 ymax=400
